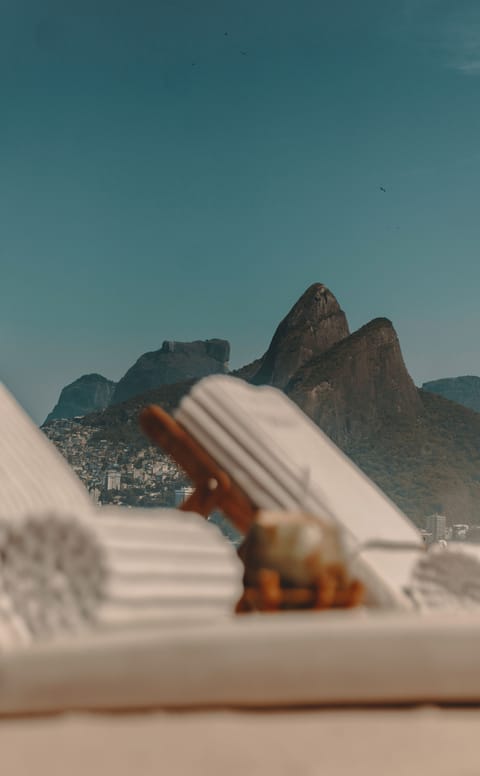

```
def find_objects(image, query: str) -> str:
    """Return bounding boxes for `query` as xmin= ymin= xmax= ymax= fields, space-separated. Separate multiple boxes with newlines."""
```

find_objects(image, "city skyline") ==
xmin=3 ymin=1 xmax=480 ymax=422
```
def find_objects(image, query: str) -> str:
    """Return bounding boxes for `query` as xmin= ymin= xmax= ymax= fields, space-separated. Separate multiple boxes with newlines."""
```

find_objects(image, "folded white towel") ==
xmin=0 ymin=507 xmax=243 ymax=649
xmin=408 ymin=543 xmax=480 ymax=611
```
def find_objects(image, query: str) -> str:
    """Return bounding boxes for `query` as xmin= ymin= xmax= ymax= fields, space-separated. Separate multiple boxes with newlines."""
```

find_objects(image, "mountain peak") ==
xmin=287 ymin=317 xmax=421 ymax=444
xmin=112 ymin=338 xmax=230 ymax=405
xmin=251 ymin=283 xmax=350 ymax=388
xmin=44 ymin=373 xmax=116 ymax=424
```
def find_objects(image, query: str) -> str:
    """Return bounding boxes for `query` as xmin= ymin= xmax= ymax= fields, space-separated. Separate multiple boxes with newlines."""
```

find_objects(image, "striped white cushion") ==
xmin=176 ymin=375 xmax=424 ymax=609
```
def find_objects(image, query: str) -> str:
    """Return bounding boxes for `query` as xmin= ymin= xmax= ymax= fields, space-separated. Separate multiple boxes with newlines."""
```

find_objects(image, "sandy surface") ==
xmin=2 ymin=707 xmax=480 ymax=776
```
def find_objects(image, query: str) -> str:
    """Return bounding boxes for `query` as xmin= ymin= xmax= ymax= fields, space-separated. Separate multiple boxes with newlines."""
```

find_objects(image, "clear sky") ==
xmin=3 ymin=0 xmax=480 ymax=423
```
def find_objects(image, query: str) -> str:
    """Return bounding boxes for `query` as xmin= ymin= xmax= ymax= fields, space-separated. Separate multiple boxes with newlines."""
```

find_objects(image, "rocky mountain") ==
xmin=284 ymin=319 xmax=480 ymax=524
xmin=286 ymin=317 xmax=422 ymax=446
xmin=45 ymin=374 xmax=116 ymax=424
xmin=251 ymin=283 xmax=349 ymax=388
xmin=111 ymin=339 xmax=230 ymax=405
xmin=43 ymin=284 xmax=480 ymax=527
xmin=422 ymin=376 xmax=480 ymax=413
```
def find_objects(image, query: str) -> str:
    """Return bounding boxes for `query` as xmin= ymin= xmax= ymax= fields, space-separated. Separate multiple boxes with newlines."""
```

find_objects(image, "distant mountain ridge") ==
xmin=46 ymin=339 xmax=231 ymax=421
xmin=45 ymin=374 xmax=116 ymax=424
xmin=43 ymin=283 xmax=480 ymax=526
xmin=422 ymin=376 xmax=480 ymax=413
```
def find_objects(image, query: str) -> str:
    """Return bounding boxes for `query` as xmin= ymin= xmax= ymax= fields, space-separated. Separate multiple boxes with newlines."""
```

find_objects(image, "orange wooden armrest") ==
xmin=139 ymin=404 xmax=257 ymax=534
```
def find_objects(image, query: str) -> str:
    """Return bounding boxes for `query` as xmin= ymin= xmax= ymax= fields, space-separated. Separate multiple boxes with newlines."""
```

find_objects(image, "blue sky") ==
xmin=3 ymin=0 xmax=480 ymax=423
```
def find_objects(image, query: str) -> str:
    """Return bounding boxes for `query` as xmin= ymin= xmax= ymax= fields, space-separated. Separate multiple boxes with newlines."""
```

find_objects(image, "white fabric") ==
xmin=409 ymin=543 xmax=480 ymax=610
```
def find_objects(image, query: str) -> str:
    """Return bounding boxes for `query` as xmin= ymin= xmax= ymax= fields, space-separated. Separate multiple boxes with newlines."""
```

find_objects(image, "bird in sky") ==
xmin=380 ymin=186 xmax=386 ymax=192
xmin=240 ymin=51 xmax=247 ymax=55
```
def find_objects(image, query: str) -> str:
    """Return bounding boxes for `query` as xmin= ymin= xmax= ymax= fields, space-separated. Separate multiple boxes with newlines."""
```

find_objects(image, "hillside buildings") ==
xmin=43 ymin=418 xmax=187 ymax=508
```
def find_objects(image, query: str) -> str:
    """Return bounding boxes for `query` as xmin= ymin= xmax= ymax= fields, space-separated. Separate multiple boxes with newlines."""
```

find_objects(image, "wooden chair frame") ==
xmin=140 ymin=404 xmax=257 ymax=534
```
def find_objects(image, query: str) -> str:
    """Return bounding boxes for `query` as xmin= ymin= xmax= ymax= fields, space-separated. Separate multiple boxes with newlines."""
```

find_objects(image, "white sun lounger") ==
xmin=175 ymin=375 xmax=424 ymax=609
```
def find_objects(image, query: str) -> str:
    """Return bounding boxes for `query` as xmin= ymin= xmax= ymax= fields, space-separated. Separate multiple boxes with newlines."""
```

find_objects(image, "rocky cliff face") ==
xmin=251 ymin=283 xmax=350 ymax=389
xmin=112 ymin=339 xmax=230 ymax=405
xmin=286 ymin=318 xmax=422 ymax=445
xmin=45 ymin=374 xmax=116 ymax=424
xmin=422 ymin=376 xmax=480 ymax=413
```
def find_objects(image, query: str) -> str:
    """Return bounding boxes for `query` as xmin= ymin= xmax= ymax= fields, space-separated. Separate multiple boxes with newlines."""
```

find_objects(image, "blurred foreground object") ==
xmin=6 ymin=380 xmax=480 ymax=713
xmin=236 ymin=510 xmax=364 ymax=613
